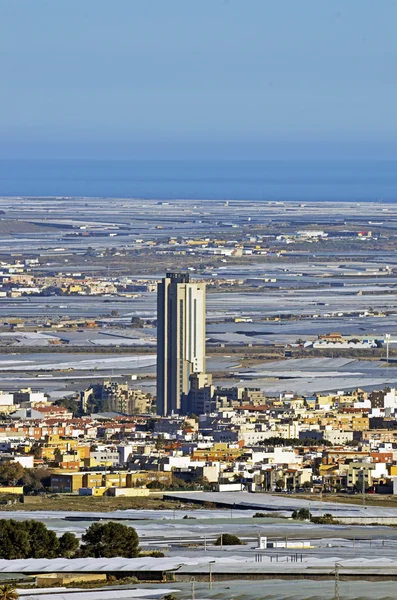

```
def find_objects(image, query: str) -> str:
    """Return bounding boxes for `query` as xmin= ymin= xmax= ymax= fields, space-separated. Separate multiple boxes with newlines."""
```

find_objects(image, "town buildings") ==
xmin=2 ymin=381 xmax=397 ymax=499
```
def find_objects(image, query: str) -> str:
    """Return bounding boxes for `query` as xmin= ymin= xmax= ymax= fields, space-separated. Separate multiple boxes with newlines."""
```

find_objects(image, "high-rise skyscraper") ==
xmin=157 ymin=272 xmax=206 ymax=415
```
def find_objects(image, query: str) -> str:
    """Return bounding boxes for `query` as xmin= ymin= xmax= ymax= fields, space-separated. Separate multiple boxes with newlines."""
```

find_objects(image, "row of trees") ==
xmin=0 ymin=520 xmax=139 ymax=560
xmin=258 ymin=436 xmax=332 ymax=447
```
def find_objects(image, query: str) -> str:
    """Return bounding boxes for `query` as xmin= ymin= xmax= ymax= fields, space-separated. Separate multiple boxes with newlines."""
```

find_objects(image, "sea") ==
xmin=0 ymin=158 xmax=397 ymax=201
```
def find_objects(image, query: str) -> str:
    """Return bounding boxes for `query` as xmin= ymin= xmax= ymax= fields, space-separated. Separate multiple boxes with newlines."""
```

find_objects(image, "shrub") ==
xmin=310 ymin=513 xmax=337 ymax=524
xmin=291 ymin=508 xmax=311 ymax=521
xmin=214 ymin=533 xmax=243 ymax=546
xmin=139 ymin=550 xmax=165 ymax=558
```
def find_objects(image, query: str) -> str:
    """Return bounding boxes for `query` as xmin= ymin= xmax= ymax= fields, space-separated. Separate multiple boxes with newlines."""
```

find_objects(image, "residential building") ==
xmin=157 ymin=272 xmax=206 ymax=415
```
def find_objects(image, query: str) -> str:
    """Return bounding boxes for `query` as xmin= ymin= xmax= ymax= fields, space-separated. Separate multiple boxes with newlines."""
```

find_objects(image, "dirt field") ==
xmin=0 ymin=493 xmax=195 ymax=512
xmin=283 ymin=492 xmax=397 ymax=508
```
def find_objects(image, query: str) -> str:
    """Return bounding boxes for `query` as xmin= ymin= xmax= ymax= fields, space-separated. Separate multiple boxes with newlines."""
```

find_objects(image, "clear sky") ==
xmin=0 ymin=0 xmax=396 ymax=159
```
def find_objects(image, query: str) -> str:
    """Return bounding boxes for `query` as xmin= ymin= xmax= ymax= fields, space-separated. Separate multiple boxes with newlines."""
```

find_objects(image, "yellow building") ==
xmin=192 ymin=443 xmax=243 ymax=463
xmin=68 ymin=284 xmax=84 ymax=293
xmin=337 ymin=415 xmax=369 ymax=431
xmin=40 ymin=435 xmax=80 ymax=462
xmin=0 ymin=486 xmax=24 ymax=495
xmin=50 ymin=470 xmax=173 ymax=493
xmin=51 ymin=472 xmax=85 ymax=493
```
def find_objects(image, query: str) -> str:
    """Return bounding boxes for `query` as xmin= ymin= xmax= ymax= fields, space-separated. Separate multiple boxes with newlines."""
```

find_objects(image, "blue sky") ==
xmin=0 ymin=0 xmax=396 ymax=159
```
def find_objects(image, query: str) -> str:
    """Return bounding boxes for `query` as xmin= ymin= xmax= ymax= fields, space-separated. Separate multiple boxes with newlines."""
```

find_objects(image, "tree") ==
xmin=59 ymin=532 xmax=79 ymax=558
xmin=146 ymin=480 xmax=167 ymax=490
xmin=0 ymin=461 xmax=24 ymax=486
xmin=310 ymin=513 xmax=336 ymax=525
xmin=30 ymin=443 xmax=42 ymax=460
xmin=41 ymin=286 xmax=63 ymax=296
xmin=56 ymin=396 xmax=82 ymax=418
xmin=0 ymin=519 xmax=75 ymax=560
xmin=131 ymin=316 xmax=144 ymax=328
xmin=0 ymin=520 xmax=31 ymax=559
xmin=81 ymin=522 xmax=139 ymax=558
xmin=22 ymin=468 xmax=51 ymax=494
xmin=155 ymin=434 xmax=166 ymax=451
xmin=291 ymin=508 xmax=311 ymax=521
xmin=0 ymin=585 xmax=18 ymax=600
xmin=24 ymin=520 xmax=59 ymax=558
xmin=214 ymin=533 xmax=243 ymax=546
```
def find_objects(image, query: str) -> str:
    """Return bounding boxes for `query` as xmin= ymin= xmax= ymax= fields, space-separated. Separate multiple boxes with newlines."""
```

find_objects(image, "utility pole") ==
xmin=191 ymin=577 xmax=195 ymax=600
xmin=386 ymin=333 xmax=391 ymax=365
xmin=320 ymin=488 xmax=323 ymax=517
xmin=209 ymin=562 xmax=215 ymax=590
xmin=362 ymin=468 xmax=366 ymax=508
xmin=334 ymin=562 xmax=341 ymax=600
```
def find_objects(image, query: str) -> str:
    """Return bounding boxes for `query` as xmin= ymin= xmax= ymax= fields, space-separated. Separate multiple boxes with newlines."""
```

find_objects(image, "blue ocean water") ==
xmin=0 ymin=159 xmax=396 ymax=201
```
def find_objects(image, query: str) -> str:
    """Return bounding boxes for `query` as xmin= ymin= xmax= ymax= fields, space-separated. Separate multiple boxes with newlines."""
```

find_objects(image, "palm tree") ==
xmin=0 ymin=585 xmax=18 ymax=600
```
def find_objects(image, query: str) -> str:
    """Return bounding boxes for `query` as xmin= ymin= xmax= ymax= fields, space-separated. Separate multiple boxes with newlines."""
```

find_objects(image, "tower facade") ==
xmin=157 ymin=272 xmax=206 ymax=415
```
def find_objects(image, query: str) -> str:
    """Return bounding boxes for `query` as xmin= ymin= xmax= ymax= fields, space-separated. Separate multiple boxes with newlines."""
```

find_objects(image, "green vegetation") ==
xmin=310 ymin=513 xmax=338 ymax=524
xmin=0 ymin=493 xmax=194 ymax=512
xmin=130 ymin=316 xmax=144 ymax=328
xmin=214 ymin=533 xmax=243 ymax=546
xmin=0 ymin=461 xmax=51 ymax=495
xmin=0 ymin=520 xmax=59 ymax=559
xmin=291 ymin=508 xmax=311 ymax=521
xmin=56 ymin=383 xmax=108 ymax=416
xmin=40 ymin=286 xmax=64 ymax=296
xmin=0 ymin=519 xmax=139 ymax=559
xmin=253 ymin=511 xmax=283 ymax=518
xmin=0 ymin=462 xmax=24 ymax=486
xmin=58 ymin=531 xmax=80 ymax=558
xmin=81 ymin=522 xmax=139 ymax=558
xmin=291 ymin=508 xmax=338 ymax=524
xmin=64 ymin=575 xmax=138 ymax=589
xmin=55 ymin=396 xmax=83 ymax=418
xmin=146 ymin=474 xmax=210 ymax=491
xmin=0 ymin=585 xmax=18 ymax=600
xmin=259 ymin=436 xmax=332 ymax=447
